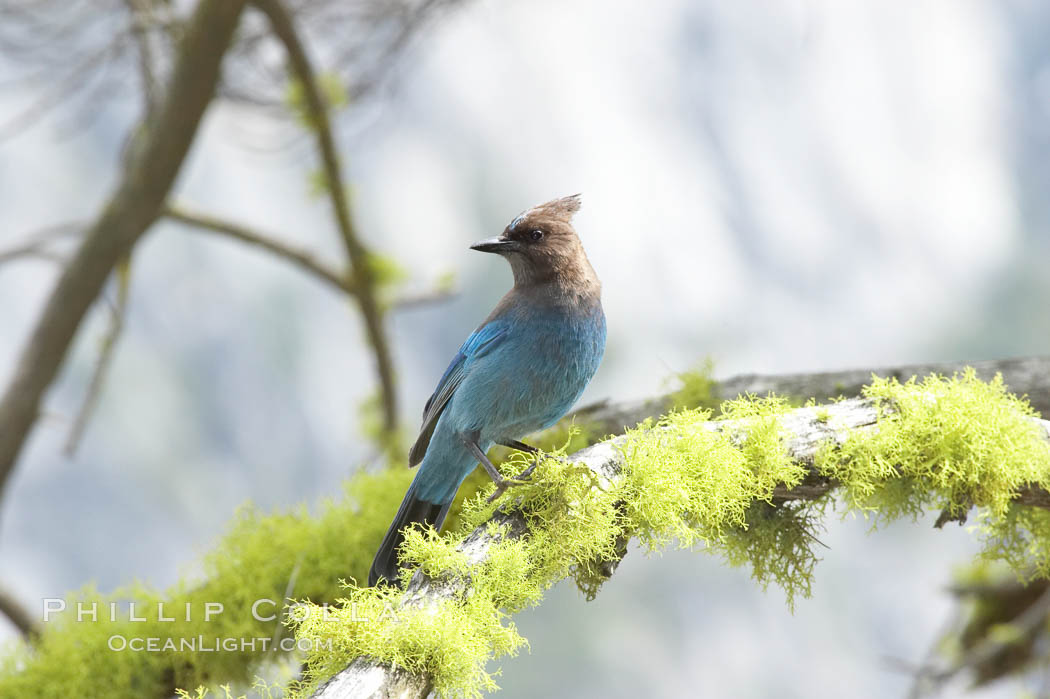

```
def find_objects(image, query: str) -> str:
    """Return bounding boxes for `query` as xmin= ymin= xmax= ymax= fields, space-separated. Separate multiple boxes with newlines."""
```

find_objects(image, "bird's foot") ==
xmin=484 ymin=454 xmax=563 ymax=502
xmin=476 ymin=438 xmax=568 ymax=503
xmin=485 ymin=471 xmax=531 ymax=503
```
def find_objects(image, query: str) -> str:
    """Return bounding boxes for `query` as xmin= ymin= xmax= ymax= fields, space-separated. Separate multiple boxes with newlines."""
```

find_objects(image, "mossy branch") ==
xmin=575 ymin=355 xmax=1050 ymax=438
xmin=3 ymin=369 xmax=1049 ymax=697
xmin=302 ymin=373 xmax=1050 ymax=699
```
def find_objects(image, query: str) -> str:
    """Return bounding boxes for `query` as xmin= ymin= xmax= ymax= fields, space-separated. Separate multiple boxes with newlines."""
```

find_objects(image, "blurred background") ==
xmin=1 ymin=0 xmax=1049 ymax=696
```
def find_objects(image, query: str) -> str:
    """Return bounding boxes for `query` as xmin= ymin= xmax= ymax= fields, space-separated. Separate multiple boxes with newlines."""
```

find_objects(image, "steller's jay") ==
xmin=369 ymin=194 xmax=606 ymax=587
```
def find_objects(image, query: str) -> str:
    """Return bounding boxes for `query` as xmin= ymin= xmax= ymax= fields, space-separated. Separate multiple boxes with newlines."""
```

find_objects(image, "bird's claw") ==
xmin=514 ymin=459 xmax=540 ymax=481
xmin=485 ymin=474 xmax=529 ymax=503
xmin=485 ymin=462 xmax=542 ymax=503
xmin=484 ymin=449 xmax=568 ymax=503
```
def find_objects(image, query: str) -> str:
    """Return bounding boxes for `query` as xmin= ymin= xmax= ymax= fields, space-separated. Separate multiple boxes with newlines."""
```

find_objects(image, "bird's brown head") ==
xmin=471 ymin=194 xmax=598 ymax=290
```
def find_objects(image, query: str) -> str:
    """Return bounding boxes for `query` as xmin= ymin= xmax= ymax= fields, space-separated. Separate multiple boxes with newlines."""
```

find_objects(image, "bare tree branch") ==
xmin=0 ymin=0 xmax=248 ymax=511
xmin=167 ymin=204 xmax=457 ymax=314
xmin=0 ymin=584 xmax=36 ymax=638
xmin=254 ymin=0 xmax=399 ymax=435
xmin=164 ymin=203 xmax=354 ymax=295
xmin=0 ymin=243 xmax=67 ymax=266
xmin=310 ymin=396 xmax=1050 ymax=698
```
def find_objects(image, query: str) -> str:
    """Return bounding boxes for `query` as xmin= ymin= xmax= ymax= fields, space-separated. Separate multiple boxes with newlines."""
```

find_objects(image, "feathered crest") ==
xmin=536 ymin=193 xmax=582 ymax=222
xmin=511 ymin=194 xmax=582 ymax=230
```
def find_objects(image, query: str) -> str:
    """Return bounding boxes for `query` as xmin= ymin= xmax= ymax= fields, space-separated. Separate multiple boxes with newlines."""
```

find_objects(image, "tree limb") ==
xmin=165 ymin=204 xmax=457 ymax=311
xmin=164 ymin=204 xmax=354 ymax=295
xmin=0 ymin=585 xmax=36 ymax=638
xmin=254 ymin=0 xmax=399 ymax=435
xmin=0 ymin=242 xmax=66 ymax=266
xmin=0 ymin=0 xmax=247 ymax=508
xmin=310 ymin=396 xmax=1050 ymax=698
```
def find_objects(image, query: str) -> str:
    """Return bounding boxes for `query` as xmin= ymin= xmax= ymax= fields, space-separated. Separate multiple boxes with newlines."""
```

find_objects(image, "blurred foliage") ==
xmin=913 ymin=561 xmax=1050 ymax=694
xmin=284 ymin=74 xmax=349 ymax=130
xmin=0 ymin=467 xmax=412 ymax=698
xmin=358 ymin=388 xmax=409 ymax=463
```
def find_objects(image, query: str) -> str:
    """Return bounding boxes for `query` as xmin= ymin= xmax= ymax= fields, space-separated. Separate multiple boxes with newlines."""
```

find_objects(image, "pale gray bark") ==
xmin=311 ymin=393 xmax=1050 ymax=698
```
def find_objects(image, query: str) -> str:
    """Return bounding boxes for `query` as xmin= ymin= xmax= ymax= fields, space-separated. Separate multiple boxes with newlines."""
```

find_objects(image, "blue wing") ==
xmin=408 ymin=320 xmax=508 ymax=466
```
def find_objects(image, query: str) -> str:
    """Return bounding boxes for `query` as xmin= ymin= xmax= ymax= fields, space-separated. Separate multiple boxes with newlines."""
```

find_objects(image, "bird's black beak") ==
xmin=470 ymin=237 xmax=518 ymax=254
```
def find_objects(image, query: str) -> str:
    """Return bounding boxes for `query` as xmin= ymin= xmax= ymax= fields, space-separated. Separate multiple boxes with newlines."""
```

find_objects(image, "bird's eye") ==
xmin=529 ymin=229 xmax=544 ymax=242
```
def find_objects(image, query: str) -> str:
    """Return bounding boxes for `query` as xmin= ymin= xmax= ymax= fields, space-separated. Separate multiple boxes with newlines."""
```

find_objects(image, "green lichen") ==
xmin=979 ymin=506 xmax=1050 ymax=581
xmin=291 ymin=428 xmax=627 ymax=697
xmin=290 ymin=398 xmax=817 ymax=696
xmin=720 ymin=500 xmax=825 ymax=606
xmin=618 ymin=401 xmax=800 ymax=550
xmin=289 ymin=581 xmax=523 ymax=698
xmin=817 ymin=371 xmax=1050 ymax=525
xmin=668 ymin=358 xmax=720 ymax=411
xmin=176 ymin=679 xmax=281 ymax=699
xmin=616 ymin=397 xmax=815 ymax=606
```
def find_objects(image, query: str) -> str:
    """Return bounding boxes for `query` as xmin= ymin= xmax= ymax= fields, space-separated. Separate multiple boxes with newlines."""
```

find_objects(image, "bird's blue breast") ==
xmin=443 ymin=301 xmax=606 ymax=441
xmin=411 ymin=294 xmax=605 ymax=504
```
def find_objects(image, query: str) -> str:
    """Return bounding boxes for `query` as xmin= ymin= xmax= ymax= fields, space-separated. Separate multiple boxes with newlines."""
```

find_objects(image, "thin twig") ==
xmin=0 ymin=243 xmax=67 ymax=266
xmin=123 ymin=0 xmax=161 ymax=118
xmin=271 ymin=553 xmax=304 ymax=651
xmin=0 ymin=220 xmax=84 ymax=265
xmin=254 ymin=0 xmax=399 ymax=435
xmin=338 ymin=0 xmax=446 ymax=101
xmin=167 ymin=204 xmax=455 ymax=312
xmin=0 ymin=35 xmax=128 ymax=142
xmin=63 ymin=256 xmax=131 ymax=457
xmin=164 ymin=204 xmax=354 ymax=294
